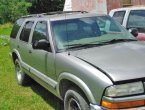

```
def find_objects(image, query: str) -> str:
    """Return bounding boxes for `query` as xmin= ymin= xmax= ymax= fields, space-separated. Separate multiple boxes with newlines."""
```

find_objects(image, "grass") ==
xmin=0 ymin=23 xmax=12 ymax=46
xmin=0 ymin=24 xmax=63 ymax=110
xmin=0 ymin=23 xmax=13 ymax=36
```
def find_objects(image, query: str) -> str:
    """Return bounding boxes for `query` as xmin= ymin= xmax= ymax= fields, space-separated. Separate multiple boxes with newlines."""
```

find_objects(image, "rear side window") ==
xmin=113 ymin=11 xmax=126 ymax=24
xmin=10 ymin=19 xmax=24 ymax=39
xmin=20 ymin=21 xmax=34 ymax=42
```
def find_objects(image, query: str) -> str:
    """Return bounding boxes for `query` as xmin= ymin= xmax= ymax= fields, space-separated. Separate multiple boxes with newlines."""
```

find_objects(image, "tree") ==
xmin=28 ymin=0 xmax=65 ymax=14
xmin=0 ymin=0 xmax=31 ymax=23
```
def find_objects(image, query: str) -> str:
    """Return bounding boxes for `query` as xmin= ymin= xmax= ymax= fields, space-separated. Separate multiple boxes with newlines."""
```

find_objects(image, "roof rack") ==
xmin=46 ymin=11 xmax=88 ymax=15
xmin=21 ymin=11 xmax=88 ymax=18
xmin=21 ymin=13 xmax=47 ymax=18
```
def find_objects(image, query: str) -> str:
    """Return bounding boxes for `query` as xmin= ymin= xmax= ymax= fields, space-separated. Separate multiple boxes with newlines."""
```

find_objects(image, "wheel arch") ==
xmin=57 ymin=72 xmax=96 ymax=104
xmin=12 ymin=49 xmax=22 ymax=63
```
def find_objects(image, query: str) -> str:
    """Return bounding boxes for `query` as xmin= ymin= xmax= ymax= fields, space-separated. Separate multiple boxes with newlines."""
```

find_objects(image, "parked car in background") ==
xmin=109 ymin=6 xmax=145 ymax=40
xmin=10 ymin=11 xmax=145 ymax=110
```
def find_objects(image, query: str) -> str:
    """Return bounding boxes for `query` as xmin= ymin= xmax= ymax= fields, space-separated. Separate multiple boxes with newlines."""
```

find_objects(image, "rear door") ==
xmin=18 ymin=21 xmax=34 ymax=66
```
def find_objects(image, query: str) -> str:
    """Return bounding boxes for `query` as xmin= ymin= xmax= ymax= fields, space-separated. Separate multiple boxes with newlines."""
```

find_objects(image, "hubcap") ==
xmin=16 ymin=63 xmax=23 ymax=82
xmin=68 ymin=98 xmax=81 ymax=110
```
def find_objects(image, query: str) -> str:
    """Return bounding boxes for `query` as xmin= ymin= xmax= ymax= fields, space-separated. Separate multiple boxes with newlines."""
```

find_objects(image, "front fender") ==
xmin=57 ymin=72 xmax=96 ymax=103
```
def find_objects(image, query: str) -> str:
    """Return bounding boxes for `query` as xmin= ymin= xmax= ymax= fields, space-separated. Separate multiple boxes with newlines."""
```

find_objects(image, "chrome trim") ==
xmin=21 ymin=61 xmax=57 ymax=88
xmin=103 ymin=94 xmax=145 ymax=103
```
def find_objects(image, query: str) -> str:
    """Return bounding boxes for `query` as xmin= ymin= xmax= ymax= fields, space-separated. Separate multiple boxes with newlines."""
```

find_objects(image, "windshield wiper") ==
xmin=102 ymin=38 xmax=137 ymax=44
xmin=65 ymin=39 xmax=137 ymax=49
xmin=65 ymin=43 xmax=103 ymax=49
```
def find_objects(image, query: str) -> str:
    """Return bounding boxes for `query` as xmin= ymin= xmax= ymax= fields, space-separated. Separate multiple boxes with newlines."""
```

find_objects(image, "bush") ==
xmin=0 ymin=0 xmax=31 ymax=24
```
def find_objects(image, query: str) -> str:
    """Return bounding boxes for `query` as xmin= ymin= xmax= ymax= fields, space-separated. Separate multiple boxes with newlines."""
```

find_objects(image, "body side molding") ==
xmin=21 ymin=61 xmax=57 ymax=89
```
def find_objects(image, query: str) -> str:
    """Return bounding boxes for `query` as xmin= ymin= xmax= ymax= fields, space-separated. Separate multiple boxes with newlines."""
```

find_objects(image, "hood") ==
xmin=70 ymin=41 xmax=145 ymax=82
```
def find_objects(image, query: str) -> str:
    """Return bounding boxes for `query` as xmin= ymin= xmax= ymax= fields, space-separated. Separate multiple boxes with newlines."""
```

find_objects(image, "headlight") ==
xmin=105 ymin=82 xmax=144 ymax=97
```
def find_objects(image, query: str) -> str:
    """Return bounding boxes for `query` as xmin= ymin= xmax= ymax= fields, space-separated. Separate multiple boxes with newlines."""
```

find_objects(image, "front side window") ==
xmin=20 ymin=21 xmax=34 ymax=42
xmin=51 ymin=16 xmax=134 ymax=51
xmin=112 ymin=11 xmax=126 ymax=24
xmin=127 ymin=10 xmax=145 ymax=32
xmin=32 ymin=21 xmax=48 ymax=43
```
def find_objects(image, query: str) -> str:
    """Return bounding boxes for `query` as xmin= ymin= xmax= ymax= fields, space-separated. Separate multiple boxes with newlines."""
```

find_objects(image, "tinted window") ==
xmin=10 ymin=19 xmax=25 ymax=39
xmin=20 ymin=21 xmax=34 ymax=42
xmin=113 ymin=11 xmax=126 ymax=24
xmin=127 ymin=10 xmax=145 ymax=32
xmin=97 ymin=16 xmax=121 ymax=32
xmin=51 ymin=16 xmax=133 ymax=51
xmin=32 ymin=21 xmax=48 ymax=43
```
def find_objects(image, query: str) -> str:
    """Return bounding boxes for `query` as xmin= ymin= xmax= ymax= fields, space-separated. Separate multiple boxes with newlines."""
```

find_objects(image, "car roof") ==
xmin=21 ymin=11 xmax=107 ymax=21
xmin=110 ymin=6 xmax=145 ymax=12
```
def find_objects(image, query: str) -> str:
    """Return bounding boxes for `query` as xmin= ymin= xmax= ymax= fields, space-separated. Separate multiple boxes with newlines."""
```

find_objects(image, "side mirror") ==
xmin=129 ymin=28 xmax=138 ymax=37
xmin=32 ymin=39 xmax=50 ymax=51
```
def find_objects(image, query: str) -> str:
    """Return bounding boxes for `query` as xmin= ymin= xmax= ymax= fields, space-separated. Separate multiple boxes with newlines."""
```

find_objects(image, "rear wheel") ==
xmin=64 ymin=88 xmax=90 ymax=110
xmin=15 ymin=59 xmax=31 ymax=86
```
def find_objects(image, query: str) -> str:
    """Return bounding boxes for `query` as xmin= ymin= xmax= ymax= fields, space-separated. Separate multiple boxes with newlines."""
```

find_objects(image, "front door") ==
xmin=28 ymin=21 xmax=56 ymax=83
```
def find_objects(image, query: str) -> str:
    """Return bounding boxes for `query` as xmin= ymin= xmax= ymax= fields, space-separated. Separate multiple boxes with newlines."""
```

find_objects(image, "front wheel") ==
xmin=15 ymin=59 xmax=31 ymax=86
xmin=64 ymin=88 xmax=90 ymax=110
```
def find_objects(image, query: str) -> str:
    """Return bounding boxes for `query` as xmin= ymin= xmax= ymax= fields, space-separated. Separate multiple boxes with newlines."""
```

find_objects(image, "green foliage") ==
xmin=0 ymin=23 xmax=13 ymax=36
xmin=0 ymin=36 xmax=9 ymax=46
xmin=28 ymin=0 xmax=65 ymax=14
xmin=0 ymin=0 xmax=31 ymax=24
xmin=0 ymin=23 xmax=12 ymax=46
xmin=0 ymin=0 xmax=65 ymax=23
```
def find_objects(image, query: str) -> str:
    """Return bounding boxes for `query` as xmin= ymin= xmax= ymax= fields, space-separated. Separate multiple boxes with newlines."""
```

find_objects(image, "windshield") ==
xmin=51 ymin=15 xmax=134 ymax=51
xmin=127 ymin=10 xmax=145 ymax=33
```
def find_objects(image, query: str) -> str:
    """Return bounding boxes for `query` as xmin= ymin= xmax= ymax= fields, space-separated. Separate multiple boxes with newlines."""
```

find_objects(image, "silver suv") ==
xmin=10 ymin=11 xmax=145 ymax=110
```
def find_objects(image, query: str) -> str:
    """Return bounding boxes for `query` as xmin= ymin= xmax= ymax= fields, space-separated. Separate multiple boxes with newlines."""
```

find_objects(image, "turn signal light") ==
xmin=101 ymin=100 xmax=145 ymax=109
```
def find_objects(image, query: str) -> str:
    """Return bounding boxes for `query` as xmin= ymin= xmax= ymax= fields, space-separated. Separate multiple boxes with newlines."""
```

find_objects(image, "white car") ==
xmin=109 ymin=6 xmax=145 ymax=40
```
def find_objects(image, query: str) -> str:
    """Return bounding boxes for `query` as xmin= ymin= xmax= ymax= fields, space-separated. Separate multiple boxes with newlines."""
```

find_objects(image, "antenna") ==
xmin=64 ymin=13 xmax=70 ymax=55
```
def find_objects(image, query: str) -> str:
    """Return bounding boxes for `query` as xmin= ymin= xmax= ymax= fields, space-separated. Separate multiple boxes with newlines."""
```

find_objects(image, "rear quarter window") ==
xmin=10 ymin=19 xmax=25 ymax=39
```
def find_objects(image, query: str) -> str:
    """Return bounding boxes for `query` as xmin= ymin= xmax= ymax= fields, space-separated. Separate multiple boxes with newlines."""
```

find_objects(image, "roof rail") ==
xmin=65 ymin=11 xmax=88 ymax=13
xmin=46 ymin=11 xmax=88 ymax=15
xmin=21 ymin=13 xmax=47 ymax=18
xmin=21 ymin=11 xmax=88 ymax=18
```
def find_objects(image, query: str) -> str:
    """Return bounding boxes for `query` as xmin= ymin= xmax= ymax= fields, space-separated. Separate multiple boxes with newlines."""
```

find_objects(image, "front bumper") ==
xmin=90 ymin=104 xmax=103 ymax=110
xmin=90 ymin=104 xmax=145 ymax=110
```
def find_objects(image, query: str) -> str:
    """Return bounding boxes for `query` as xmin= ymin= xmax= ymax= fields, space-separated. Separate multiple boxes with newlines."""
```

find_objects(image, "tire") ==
xmin=64 ymin=88 xmax=90 ymax=110
xmin=15 ymin=59 xmax=31 ymax=86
